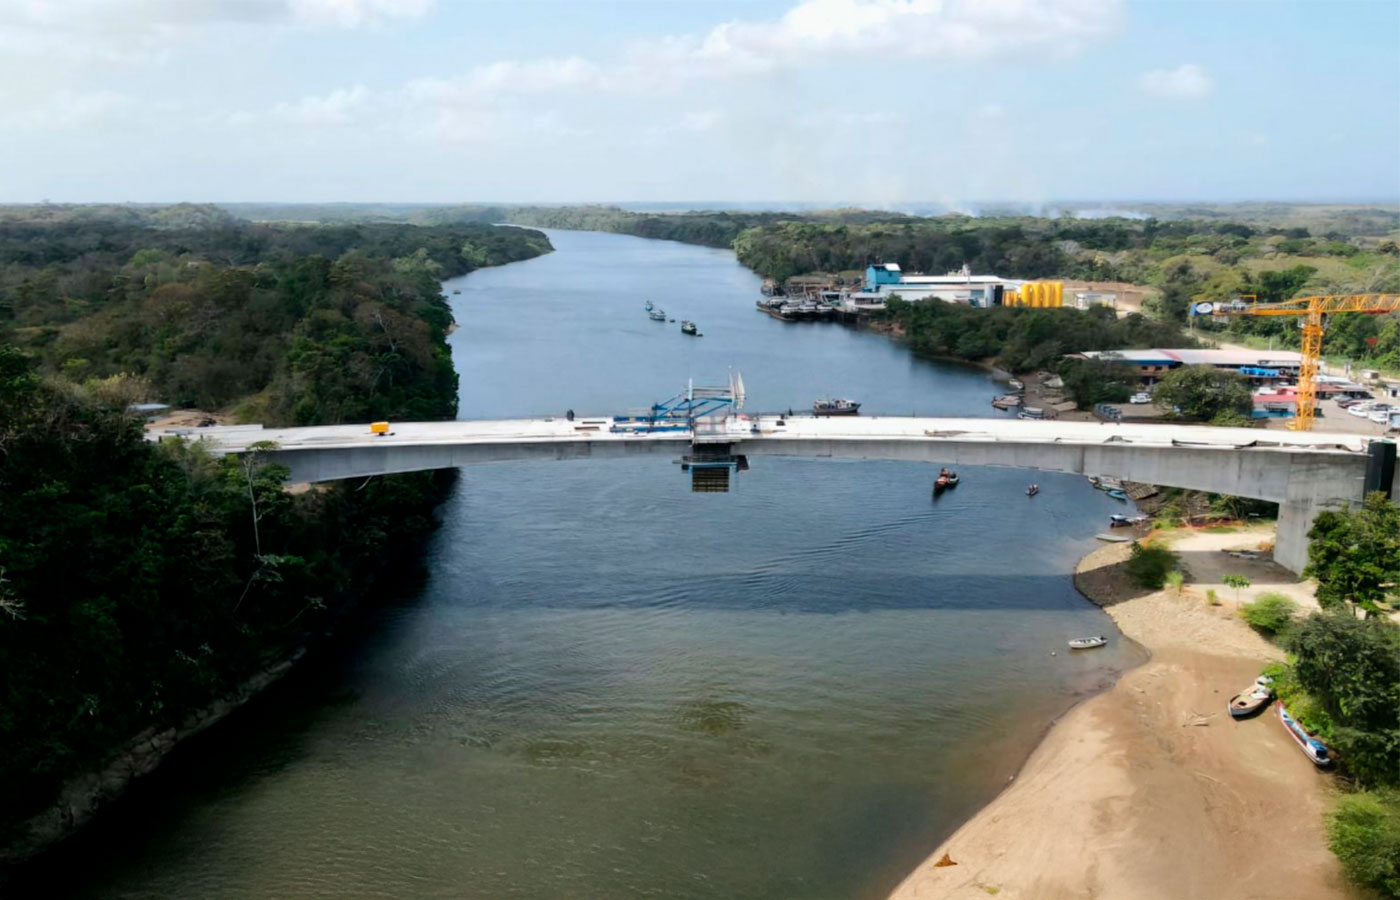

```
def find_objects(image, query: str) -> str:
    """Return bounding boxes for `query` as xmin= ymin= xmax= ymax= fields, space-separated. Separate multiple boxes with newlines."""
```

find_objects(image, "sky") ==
xmin=0 ymin=0 xmax=1397 ymax=205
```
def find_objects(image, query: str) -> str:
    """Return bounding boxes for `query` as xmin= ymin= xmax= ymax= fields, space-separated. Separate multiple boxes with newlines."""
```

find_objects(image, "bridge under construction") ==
xmin=151 ymin=408 xmax=1397 ymax=576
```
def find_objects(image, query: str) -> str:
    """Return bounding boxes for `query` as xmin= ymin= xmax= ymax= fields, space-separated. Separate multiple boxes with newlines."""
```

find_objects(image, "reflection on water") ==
xmin=27 ymin=230 xmax=1146 ymax=900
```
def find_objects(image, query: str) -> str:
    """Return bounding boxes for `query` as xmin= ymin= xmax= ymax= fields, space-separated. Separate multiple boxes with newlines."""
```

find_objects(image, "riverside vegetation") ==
xmin=0 ymin=208 xmax=552 ymax=862
xmin=1244 ymin=493 xmax=1400 ymax=897
xmin=217 ymin=202 xmax=1400 ymax=372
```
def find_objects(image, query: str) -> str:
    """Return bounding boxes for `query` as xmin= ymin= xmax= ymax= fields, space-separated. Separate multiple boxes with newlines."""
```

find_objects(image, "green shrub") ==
xmin=1268 ymin=663 xmax=1337 ymax=742
xmin=1164 ymin=569 xmax=1185 ymax=595
xmin=1328 ymin=789 xmax=1400 ymax=898
xmin=1125 ymin=542 xmax=1176 ymax=589
xmin=1241 ymin=592 xmax=1299 ymax=635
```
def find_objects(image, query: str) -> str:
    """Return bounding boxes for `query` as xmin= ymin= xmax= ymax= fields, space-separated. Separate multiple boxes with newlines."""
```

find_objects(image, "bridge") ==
xmin=149 ymin=415 xmax=1398 ymax=575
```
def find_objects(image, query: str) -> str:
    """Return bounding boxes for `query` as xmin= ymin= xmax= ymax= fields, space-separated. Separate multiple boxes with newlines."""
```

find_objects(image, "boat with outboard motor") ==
xmin=1228 ymin=676 xmax=1274 ymax=719
xmin=813 ymin=398 xmax=860 ymax=416
xmin=1278 ymin=701 xmax=1332 ymax=766
xmin=933 ymin=468 xmax=960 ymax=494
xmin=1068 ymin=635 xmax=1107 ymax=649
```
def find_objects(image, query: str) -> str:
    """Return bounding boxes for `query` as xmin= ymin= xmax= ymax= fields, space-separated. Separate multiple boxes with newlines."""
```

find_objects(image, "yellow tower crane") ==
xmin=1209 ymin=293 xmax=1400 ymax=431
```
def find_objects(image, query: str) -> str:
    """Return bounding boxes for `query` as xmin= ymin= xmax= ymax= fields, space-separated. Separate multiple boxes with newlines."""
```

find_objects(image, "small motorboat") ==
xmin=1278 ymin=701 xmax=1332 ymax=767
xmin=452 ymin=289 xmax=461 ymax=295
xmin=814 ymin=398 xmax=861 ymax=416
xmin=1095 ymin=533 xmax=1132 ymax=542
xmin=645 ymin=300 xmax=654 ymax=311
xmin=1008 ymin=378 xmax=1024 ymax=390
xmin=1068 ymin=635 xmax=1107 ymax=650
xmin=1018 ymin=407 xmax=1048 ymax=420
xmin=649 ymin=309 xmax=667 ymax=321
xmin=1109 ymin=514 xmax=1149 ymax=527
xmin=933 ymin=468 xmax=960 ymax=494
xmin=681 ymin=320 xmax=700 ymax=336
xmin=1106 ymin=489 xmax=1129 ymax=502
xmin=1228 ymin=676 xmax=1274 ymax=719
xmin=1026 ymin=484 xmax=1039 ymax=497
xmin=992 ymin=394 xmax=1022 ymax=410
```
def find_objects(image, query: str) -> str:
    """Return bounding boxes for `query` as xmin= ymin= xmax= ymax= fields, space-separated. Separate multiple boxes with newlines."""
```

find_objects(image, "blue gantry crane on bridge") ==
xmin=611 ymin=372 xmax=749 ymax=491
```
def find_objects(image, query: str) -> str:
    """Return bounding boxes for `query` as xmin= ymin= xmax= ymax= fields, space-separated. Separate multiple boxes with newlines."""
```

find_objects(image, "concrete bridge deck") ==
xmin=150 ymin=415 xmax=1395 ymax=574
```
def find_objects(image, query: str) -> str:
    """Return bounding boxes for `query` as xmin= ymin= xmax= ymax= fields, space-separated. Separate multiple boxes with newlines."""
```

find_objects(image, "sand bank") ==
xmin=888 ymin=529 xmax=1352 ymax=900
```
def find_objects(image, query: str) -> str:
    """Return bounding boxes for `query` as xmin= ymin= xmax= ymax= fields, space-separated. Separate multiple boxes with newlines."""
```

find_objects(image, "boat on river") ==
xmin=680 ymin=320 xmax=700 ymax=336
xmin=1278 ymin=701 xmax=1332 ymax=766
xmin=933 ymin=469 xmax=959 ymax=494
xmin=1106 ymin=489 xmax=1129 ymax=502
xmin=1228 ymin=676 xmax=1274 ymax=719
xmin=1068 ymin=635 xmax=1107 ymax=649
xmin=649 ymin=308 xmax=667 ymax=321
xmin=992 ymin=394 xmax=1021 ymax=410
xmin=813 ymin=398 xmax=860 ymax=416
xmin=645 ymin=300 xmax=654 ymax=311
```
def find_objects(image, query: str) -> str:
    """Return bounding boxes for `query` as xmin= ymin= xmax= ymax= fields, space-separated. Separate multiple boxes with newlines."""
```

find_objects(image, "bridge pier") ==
xmin=1274 ymin=501 xmax=1320 ymax=575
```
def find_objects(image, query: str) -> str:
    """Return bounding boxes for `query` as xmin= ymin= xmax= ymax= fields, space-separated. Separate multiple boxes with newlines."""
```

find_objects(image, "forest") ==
xmin=0 ymin=212 xmax=551 ymax=859
xmin=881 ymin=298 xmax=1190 ymax=374
xmin=0 ymin=211 xmax=550 ymax=422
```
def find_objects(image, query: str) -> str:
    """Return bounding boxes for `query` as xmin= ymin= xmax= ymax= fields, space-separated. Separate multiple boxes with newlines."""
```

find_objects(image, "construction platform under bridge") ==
xmin=611 ymin=373 xmax=750 ymax=492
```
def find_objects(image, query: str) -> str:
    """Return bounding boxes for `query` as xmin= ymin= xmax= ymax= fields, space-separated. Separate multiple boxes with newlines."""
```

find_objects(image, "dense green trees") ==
xmin=882 ymin=299 xmax=1189 ymax=373
xmin=0 ymin=358 xmax=457 ymax=830
xmin=0 ymin=214 xmax=551 ymax=855
xmin=0 ymin=220 xmax=549 ymax=423
xmin=1278 ymin=493 xmax=1400 ymax=897
xmin=1289 ymin=612 xmax=1400 ymax=787
xmin=1306 ymin=492 xmax=1400 ymax=617
xmin=1058 ymin=357 xmax=1138 ymax=409
xmin=1151 ymin=365 xmax=1253 ymax=423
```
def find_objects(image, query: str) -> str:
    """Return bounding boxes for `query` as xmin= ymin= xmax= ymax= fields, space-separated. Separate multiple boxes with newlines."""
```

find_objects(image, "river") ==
xmin=29 ymin=229 xmax=1146 ymax=900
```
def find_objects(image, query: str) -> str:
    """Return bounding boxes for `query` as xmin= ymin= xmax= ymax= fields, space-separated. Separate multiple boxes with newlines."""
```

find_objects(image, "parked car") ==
xmin=1368 ymin=406 xmax=1393 ymax=424
xmin=1130 ymin=392 xmax=1152 ymax=404
xmin=1348 ymin=402 xmax=1377 ymax=417
xmin=1335 ymin=398 xmax=1361 ymax=409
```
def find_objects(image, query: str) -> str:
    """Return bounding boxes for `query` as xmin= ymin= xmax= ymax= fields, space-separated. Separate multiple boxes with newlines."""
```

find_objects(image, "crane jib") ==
xmin=1206 ymin=294 xmax=1400 ymax=432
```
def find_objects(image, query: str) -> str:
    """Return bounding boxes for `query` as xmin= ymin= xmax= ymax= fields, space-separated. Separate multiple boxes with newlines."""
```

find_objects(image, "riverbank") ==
xmin=888 ymin=529 xmax=1351 ymax=900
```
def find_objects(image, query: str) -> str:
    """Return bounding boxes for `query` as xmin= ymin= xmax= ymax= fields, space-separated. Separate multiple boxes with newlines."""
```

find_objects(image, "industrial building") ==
xmin=851 ymin=263 xmax=1024 ymax=308
xmin=1067 ymin=349 xmax=1304 ymax=385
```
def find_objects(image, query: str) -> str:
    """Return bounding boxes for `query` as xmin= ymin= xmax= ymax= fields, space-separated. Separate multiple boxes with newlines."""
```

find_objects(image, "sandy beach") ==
xmin=888 ymin=528 xmax=1353 ymax=900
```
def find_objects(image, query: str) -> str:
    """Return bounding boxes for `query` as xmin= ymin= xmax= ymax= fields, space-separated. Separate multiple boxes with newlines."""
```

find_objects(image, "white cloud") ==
xmin=1137 ymin=62 xmax=1212 ymax=98
xmin=976 ymin=102 xmax=1005 ymax=119
xmin=363 ymin=0 xmax=1117 ymax=147
xmin=273 ymin=85 xmax=369 ymax=126
xmin=632 ymin=0 xmax=1120 ymax=81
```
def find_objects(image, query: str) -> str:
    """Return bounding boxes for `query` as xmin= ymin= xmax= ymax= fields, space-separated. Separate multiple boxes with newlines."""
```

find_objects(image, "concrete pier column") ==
xmin=1273 ymin=500 xmax=1320 ymax=575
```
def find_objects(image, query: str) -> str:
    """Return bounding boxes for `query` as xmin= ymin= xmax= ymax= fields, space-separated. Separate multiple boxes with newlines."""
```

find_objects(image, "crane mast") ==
xmin=1209 ymin=294 xmax=1400 ymax=431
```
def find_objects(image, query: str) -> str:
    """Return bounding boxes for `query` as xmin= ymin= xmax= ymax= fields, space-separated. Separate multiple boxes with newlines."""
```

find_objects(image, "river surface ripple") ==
xmin=32 ymin=229 xmax=1147 ymax=900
